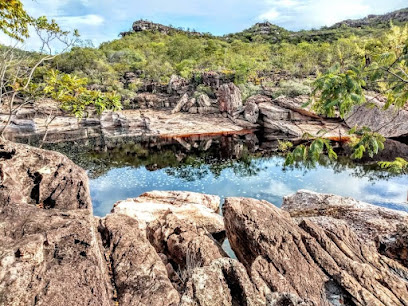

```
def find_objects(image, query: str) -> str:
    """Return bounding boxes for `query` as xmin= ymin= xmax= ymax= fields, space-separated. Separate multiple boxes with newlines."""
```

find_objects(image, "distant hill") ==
xmin=330 ymin=8 xmax=408 ymax=29
xmin=121 ymin=7 xmax=408 ymax=44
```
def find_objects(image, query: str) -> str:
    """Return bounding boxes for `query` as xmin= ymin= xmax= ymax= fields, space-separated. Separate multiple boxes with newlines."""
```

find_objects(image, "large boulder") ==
xmin=217 ymin=83 xmax=243 ymax=117
xmin=0 ymin=204 xmax=113 ymax=306
xmin=345 ymin=99 xmax=408 ymax=138
xmin=180 ymin=258 xmax=267 ymax=306
xmin=112 ymin=191 xmax=224 ymax=238
xmin=0 ymin=141 xmax=112 ymax=306
xmin=98 ymin=214 xmax=180 ymax=305
xmin=223 ymin=197 xmax=408 ymax=305
xmin=244 ymin=101 xmax=259 ymax=123
xmin=0 ymin=141 xmax=91 ymax=210
xmin=282 ymin=190 xmax=408 ymax=243
xmin=196 ymin=94 xmax=212 ymax=107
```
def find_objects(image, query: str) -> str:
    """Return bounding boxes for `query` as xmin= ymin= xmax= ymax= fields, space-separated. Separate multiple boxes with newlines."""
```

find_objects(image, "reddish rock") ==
xmin=223 ymin=197 xmax=408 ymax=306
xmin=99 ymin=214 xmax=180 ymax=305
xmin=217 ymin=83 xmax=243 ymax=116
xmin=0 ymin=141 xmax=91 ymax=210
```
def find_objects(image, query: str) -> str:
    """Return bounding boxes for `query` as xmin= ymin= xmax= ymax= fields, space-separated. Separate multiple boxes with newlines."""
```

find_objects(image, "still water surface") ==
xmin=39 ymin=133 xmax=408 ymax=216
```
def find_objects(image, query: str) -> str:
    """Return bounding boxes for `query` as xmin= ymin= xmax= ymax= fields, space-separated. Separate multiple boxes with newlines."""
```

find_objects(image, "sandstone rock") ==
xmin=246 ymin=94 xmax=272 ymax=105
xmin=182 ymin=97 xmax=196 ymax=112
xmin=172 ymin=93 xmax=190 ymax=114
xmin=217 ymin=83 xmax=243 ymax=116
xmin=0 ymin=202 xmax=112 ymax=306
xmin=180 ymin=258 xmax=266 ymax=306
xmin=377 ymin=224 xmax=408 ymax=267
xmin=282 ymin=190 xmax=408 ymax=243
xmin=146 ymin=212 xmax=227 ymax=270
xmin=223 ymin=197 xmax=408 ymax=306
xmin=168 ymin=75 xmax=188 ymax=94
xmin=0 ymin=141 xmax=91 ymax=210
xmin=196 ymin=94 xmax=212 ymax=107
xmin=112 ymin=191 xmax=224 ymax=239
xmin=345 ymin=100 xmax=408 ymax=137
xmin=99 ymin=214 xmax=180 ymax=305
xmin=244 ymin=101 xmax=259 ymax=123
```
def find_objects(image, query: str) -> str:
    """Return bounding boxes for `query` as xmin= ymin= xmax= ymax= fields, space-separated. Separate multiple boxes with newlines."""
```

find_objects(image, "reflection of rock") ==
xmin=99 ymin=214 xmax=180 ymax=305
xmin=224 ymin=196 xmax=408 ymax=305
xmin=346 ymin=99 xmax=408 ymax=138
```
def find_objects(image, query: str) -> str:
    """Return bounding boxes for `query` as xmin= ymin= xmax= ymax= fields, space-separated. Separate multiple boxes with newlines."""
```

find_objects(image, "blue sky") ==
xmin=2 ymin=0 xmax=407 ymax=49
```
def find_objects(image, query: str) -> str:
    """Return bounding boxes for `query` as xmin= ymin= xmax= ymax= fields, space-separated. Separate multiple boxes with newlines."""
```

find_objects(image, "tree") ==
xmin=0 ymin=1 xmax=121 ymax=139
xmin=0 ymin=0 xmax=32 ymax=41
xmin=283 ymin=24 xmax=408 ymax=173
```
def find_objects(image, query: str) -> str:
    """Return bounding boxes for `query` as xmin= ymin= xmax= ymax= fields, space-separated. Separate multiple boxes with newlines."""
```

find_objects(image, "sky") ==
xmin=1 ymin=0 xmax=407 ymax=50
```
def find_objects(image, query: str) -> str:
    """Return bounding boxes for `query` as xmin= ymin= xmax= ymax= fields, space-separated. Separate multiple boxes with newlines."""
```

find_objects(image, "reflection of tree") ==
xmin=40 ymin=134 xmax=407 ymax=182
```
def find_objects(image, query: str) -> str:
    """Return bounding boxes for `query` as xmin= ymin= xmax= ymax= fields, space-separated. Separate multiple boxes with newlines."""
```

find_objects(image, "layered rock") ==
xmin=98 ymin=214 xmax=180 ymax=305
xmin=282 ymin=190 xmax=408 ymax=244
xmin=223 ymin=196 xmax=408 ymax=306
xmin=217 ymin=83 xmax=243 ymax=117
xmin=345 ymin=99 xmax=408 ymax=138
xmin=259 ymin=96 xmax=348 ymax=140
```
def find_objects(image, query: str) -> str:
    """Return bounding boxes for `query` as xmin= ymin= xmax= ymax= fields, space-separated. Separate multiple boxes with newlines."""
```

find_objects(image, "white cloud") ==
xmin=258 ymin=8 xmax=280 ymax=21
xmin=58 ymin=14 xmax=105 ymax=27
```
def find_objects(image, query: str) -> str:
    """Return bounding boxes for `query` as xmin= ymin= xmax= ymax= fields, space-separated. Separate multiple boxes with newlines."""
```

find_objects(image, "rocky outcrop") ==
xmin=168 ymin=75 xmax=189 ymax=95
xmin=259 ymin=95 xmax=348 ymax=139
xmin=112 ymin=191 xmax=224 ymax=238
xmin=217 ymin=83 xmax=243 ymax=117
xmin=345 ymin=100 xmax=408 ymax=138
xmin=0 ymin=140 xmax=112 ymax=306
xmin=223 ymin=196 xmax=408 ymax=306
xmin=244 ymin=101 xmax=259 ymax=124
xmin=99 ymin=214 xmax=180 ymax=305
xmin=180 ymin=258 xmax=266 ymax=306
xmin=172 ymin=93 xmax=190 ymax=114
xmin=0 ymin=141 xmax=91 ymax=209
xmin=282 ymin=190 xmax=408 ymax=244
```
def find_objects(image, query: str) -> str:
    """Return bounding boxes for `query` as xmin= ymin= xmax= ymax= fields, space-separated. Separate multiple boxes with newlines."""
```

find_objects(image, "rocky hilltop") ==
xmin=120 ymin=8 xmax=408 ymax=43
xmin=1 ymin=141 xmax=408 ymax=305
xmin=331 ymin=7 xmax=408 ymax=29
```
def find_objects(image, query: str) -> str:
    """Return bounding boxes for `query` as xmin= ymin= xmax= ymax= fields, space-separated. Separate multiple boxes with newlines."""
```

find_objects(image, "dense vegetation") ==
xmin=1 ymin=1 xmax=407 ymax=172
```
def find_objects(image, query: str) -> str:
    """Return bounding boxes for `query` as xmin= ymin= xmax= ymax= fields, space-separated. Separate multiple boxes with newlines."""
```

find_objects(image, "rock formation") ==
xmin=2 ymin=141 xmax=408 ymax=305
xmin=217 ymin=83 xmax=243 ymax=117
xmin=345 ymin=99 xmax=408 ymax=138
xmin=223 ymin=196 xmax=408 ymax=305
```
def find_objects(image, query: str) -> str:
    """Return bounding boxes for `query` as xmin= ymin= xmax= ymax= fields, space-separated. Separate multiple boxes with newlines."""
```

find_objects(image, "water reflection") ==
xmin=34 ymin=133 xmax=408 ymax=217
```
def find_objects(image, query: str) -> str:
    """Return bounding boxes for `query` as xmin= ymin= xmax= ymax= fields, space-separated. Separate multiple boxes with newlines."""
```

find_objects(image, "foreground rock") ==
xmin=99 ymin=214 xmax=180 ymax=305
xmin=223 ymin=197 xmax=408 ymax=305
xmin=0 ymin=141 xmax=112 ymax=306
xmin=112 ymin=191 xmax=224 ymax=238
xmin=282 ymin=190 xmax=408 ymax=243
xmin=0 ymin=141 xmax=91 ymax=209
xmin=283 ymin=190 xmax=408 ymax=267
